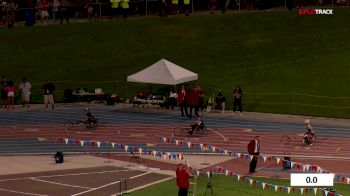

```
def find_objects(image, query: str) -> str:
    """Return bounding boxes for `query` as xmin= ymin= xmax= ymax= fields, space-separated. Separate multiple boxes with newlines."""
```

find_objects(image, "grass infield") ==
xmin=1 ymin=8 xmax=350 ymax=117
xmin=131 ymin=175 xmax=350 ymax=196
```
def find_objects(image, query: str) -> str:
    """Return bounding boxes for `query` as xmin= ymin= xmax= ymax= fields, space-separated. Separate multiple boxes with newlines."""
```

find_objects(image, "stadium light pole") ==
xmin=145 ymin=0 xmax=148 ymax=16
xmin=192 ymin=0 xmax=194 ymax=14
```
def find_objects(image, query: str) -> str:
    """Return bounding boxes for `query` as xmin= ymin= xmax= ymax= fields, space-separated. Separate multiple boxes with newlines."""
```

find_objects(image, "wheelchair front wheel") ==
xmin=201 ymin=127 xmax=208 ymax=135
xmin=85 ymin=121 xmax=99 ymax=129
xmin=281 ymin=135 xmax=290 ymax=145
xmin=64 ymin=121 xmax=75 ymax=131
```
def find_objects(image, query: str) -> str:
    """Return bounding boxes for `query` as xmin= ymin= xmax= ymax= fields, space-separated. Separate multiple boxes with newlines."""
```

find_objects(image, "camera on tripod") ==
xmin=204 ymin=172 xmax=214 ymax=196
xmin=206 ymin=182 xmax=212 ymax=188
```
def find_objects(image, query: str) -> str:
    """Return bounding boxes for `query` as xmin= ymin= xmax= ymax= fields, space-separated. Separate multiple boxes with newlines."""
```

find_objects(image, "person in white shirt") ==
xmin=169 ymin=88 xmax=178 ymax=110
xmin=19 ymin=78 xmax=31 ymax=108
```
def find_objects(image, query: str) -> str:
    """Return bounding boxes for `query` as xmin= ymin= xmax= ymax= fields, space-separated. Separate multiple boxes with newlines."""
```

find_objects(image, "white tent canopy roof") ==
xmin=127 ymin=59 xmax=198 ymax=85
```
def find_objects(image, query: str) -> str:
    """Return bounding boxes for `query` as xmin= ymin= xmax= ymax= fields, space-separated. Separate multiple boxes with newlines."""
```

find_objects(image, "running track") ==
xmin=0 ymin=107 xmax=349 ymax=160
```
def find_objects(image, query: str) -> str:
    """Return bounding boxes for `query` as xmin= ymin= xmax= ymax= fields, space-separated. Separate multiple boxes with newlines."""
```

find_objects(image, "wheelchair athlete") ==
xmin=303 ymin=119 xmax=315 ymax=145
xmin=77 ymin=108 xmax=98 ymax=127
xmin=189 ymin=114 xmax=205 ymax=135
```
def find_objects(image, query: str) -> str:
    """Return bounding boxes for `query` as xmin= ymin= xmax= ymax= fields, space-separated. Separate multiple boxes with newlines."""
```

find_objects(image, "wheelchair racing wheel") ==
xmin=281 ymin=135 xmax=290 ymax=145
xmin=86 ymin=121 xmax=99 ymax=129
xmin=64 ymin=121 xmax=75 ymax=131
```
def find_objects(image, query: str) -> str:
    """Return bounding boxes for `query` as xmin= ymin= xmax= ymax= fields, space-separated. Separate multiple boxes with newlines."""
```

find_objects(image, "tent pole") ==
xmin=124 ymin=82 xmax=128 ymax=109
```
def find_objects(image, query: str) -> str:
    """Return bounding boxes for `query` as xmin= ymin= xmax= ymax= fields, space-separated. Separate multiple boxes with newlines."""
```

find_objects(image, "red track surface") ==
xmin=1 ymin=124 xmax=350 ymax=176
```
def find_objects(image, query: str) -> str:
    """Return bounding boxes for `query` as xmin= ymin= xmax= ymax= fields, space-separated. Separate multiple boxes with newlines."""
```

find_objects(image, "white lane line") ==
xmin=71 ymin=180 xmax=121 ymax=196
xmin=0 ymin=170 xmax=129 ymax=182
xmin=128 ymin=171 xmax=152 ymax=179
xmin=71 ymin=172 xmax=152 ymax=196
xmin=123 ymin=177 xmax=173 ymax=194
xmin=30 ymin=178 xmax=92 ymax=189
xmin=243 ymin=129 xmax=252 ymax=132
xmin=207 ymin=128 xmax=228 ymax=141
xmin=0 ymin=188 xmax=48 ymax=196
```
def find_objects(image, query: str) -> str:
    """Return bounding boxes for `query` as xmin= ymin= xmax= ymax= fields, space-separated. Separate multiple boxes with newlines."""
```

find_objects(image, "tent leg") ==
xmin=124 ymin=82 xmax=128 ymax=109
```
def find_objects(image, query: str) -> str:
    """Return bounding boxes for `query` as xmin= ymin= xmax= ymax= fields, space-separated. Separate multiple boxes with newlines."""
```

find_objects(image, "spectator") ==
xmin=219 ymin=0 xmax=226 ymax=14
xmin=232 ymin=85 xmax=243 ymax=116
xmin=59 ymin=0 xmax=70 ymax=24
xmin=37 ymin=0 xmax=49 ymax=25
xmin=90 ymin=0 xmax=100 ymax=21
xmin=0 ymin=76 xmax=7 ymax=108
xmin=168 ymin=87 xmax=177 ymax=110
xmin=171 ymin=0 xmax=179 ymax=15
xmin=6 ymin=0 xmax=16 ymax=28
xmin=247 ymin=136 xmax=260 ymax=174
xmin=52 ymin=0 xmax=60 ymax=21
xmin=42 ymin=80 xmax=55 ymax=109
xmin=0 ymin=2 xmax=5 ymax=27
xmin=110 ymin=0 xmax=120 ymax=20
xmin=159 ymin=0 xmax=168 ymax=17
xmin=206 ymin=96 xmax=213 ymax=113
xmin=295 ymin=0 xmax=304 ymax=8
xmin=246 ymin=0 xmax=255 ymax=10
xmin=19 ymin=78 xmax=32 ymax=108
xmin=215 ymin=90 xmax=226 ymax=113
xmin=183 ymin=0 xmax=190 ymax=16
xmin=336 ymin=0 xmax=349 ymax=6
xmin=120 ymin=0 xmax=129 ymax=19
xmin=186 ymin=86 xmax=199 ymax=118
xmin=177 ymin=85 xmax=189 ymax=117
xmin=209 ymin=0 xmax=217 ymax=14
xmin=197 ymin=86 xmax=205 ymax=115
xmin=286 ymin=0 xmax=293 ymax=10
xmin=176 ymin=163 xmax=190 ymax=196
xmin=5 ymin=80 xmax=15 ymax=110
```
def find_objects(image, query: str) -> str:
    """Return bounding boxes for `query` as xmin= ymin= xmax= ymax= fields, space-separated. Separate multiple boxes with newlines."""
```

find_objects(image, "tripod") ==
xmin=272 ymin=157 xmax=280 ymax=178
xmin=204 ymin=176 xmax=214 ymax=196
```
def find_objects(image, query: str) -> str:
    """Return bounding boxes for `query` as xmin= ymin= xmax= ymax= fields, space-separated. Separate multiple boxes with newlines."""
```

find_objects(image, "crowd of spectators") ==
xmin=0 ymin=76 xmax=56 ymax=111
xmin=1 ymin=0 xmax=347 ymax=27
xmin=0 ymin=0 xmax=131 ymax=26
xmin=168 ymin=84 xmax=243 ymax=118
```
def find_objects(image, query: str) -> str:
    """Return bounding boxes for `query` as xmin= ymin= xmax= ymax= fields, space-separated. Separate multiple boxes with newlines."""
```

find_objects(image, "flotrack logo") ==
xmin=298 ymin=9 xmax=333 ymax=15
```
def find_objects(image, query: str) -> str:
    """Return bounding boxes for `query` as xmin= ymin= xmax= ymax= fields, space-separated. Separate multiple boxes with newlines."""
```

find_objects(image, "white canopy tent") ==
xmin=127 ymin=59 xmax=198 ymax=85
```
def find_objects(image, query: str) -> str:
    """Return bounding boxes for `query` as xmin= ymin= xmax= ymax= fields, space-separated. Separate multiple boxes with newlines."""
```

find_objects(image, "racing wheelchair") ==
xmin=281 ymin=133 xmax=317 ymax=146
xmin=64 ymin=108 xmax=99 ymax=131
xmin=64 ymin=119 xmax=99 ymax=131
xmin=174 ymin=125 xmax=208 ymax=136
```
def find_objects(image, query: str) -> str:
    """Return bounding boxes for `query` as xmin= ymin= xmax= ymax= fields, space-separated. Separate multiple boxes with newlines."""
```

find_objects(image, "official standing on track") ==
xmin=176 ymin=163 xmax=190 ymax=196
xmin=247 ymin=136 xmax=260 ymax=174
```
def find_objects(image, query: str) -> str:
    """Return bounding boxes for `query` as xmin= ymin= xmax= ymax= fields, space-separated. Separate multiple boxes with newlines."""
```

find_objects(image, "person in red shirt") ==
xmin=5 ymin=80 xmax=15 ymax=110
xmin=197 ymin=86 xmax=205 ymax=115
xmin=247 ymin=136 xmax=260 ymax=174
xmin=186 ymin=87 xmax=200 ymax=118
xmin=177 ymin=85 xmax=189 ymax=118
xmin=37 ymin=0 xmax=49 ymax=25
xmin=176 ymin=163 xmax=190 ymax=196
